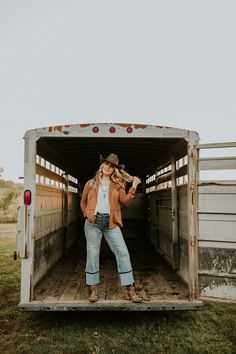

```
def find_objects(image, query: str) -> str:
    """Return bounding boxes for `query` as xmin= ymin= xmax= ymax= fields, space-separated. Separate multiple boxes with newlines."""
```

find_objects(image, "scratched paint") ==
xmin=114 ymin=123 xmax=149 ymax=129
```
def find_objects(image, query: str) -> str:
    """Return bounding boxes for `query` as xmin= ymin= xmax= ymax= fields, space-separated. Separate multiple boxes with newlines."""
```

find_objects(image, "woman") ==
xmin=80 ymin=153 xmax=142 ymax=303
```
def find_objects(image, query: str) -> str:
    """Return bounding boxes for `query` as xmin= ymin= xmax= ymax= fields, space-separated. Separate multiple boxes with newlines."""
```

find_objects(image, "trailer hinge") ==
xmin=190 ymin=240 xmax=196 ymax=247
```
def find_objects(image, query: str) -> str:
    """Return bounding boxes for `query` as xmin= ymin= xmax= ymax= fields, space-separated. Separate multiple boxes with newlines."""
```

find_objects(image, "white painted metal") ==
xmin=199 ymin=214 xmax=236 ymax=243
xmin=198 ymin=142 xmax=236 ymax=301
xmin=198 ymin=241 xmax=236 ymax=249
xmin=20 ymin=130 xmax=38 ymax=303
xmin=200 ymin=283 xmax=236 ymax=299
xmin=17 ymin=204 xmax=26 ymax=258
xmin=199 ymin=156 xmax=236 ymax=170
xmin=198 ymin=142 xmax=236 ymax=149
xmin=29 ymin=123 xmax=190 ymax=139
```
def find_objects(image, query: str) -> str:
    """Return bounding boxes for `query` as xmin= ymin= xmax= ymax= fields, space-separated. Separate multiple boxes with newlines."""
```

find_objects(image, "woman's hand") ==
xmin=132 ymin=176 xmax=141 ymax=189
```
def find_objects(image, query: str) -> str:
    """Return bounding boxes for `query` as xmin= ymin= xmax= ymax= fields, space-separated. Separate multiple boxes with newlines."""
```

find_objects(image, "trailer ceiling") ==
xmin=37 ymin=137 xmax=187 ymax=182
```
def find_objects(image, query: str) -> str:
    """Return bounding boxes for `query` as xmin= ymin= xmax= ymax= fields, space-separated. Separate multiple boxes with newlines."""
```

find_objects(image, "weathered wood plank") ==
xmin=59 ymin=263 xmax=84 ymax=301
xmin=34 ymin=239 xmax=189 ymax=302
xmin=106 ymin=273 xmax=119 ymax=300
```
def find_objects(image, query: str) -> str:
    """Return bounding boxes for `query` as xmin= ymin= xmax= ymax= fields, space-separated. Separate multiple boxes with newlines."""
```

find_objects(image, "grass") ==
xmin=0 ymin=186 xmax=22 ymax=223
xmin=0 ymin=223 xmax=17 ymax=230
xmin=0 ymin=225 xmax=236 ymax=354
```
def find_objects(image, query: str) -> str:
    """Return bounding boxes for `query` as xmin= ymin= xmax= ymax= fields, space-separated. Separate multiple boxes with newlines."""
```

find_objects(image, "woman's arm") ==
xmin=80 ymin=180 xmax=90 ymax=217
xmin=118 ymin=186 xmax=136 ymax=206
xmin=118 ymin=177 xmax=141 ymax=206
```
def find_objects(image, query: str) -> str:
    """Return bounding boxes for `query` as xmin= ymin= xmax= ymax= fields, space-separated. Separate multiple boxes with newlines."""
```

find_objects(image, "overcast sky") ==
xmin=1 ymin=0 xmax=236 ymax=182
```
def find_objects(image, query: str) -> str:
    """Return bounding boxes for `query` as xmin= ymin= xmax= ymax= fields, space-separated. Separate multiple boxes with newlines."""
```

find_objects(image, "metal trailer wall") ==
xmin=177 ymin=185 xmax=189 ymax=285
xmin=18 ymin=123 xmax=203 ymax=308
xmin=33 ymin=158 xmax=79 ymax=288
xmin=121 ymin=191 xmax=146 ymax=239
xmin=146 ymin=143 xmax=191 ymax=290
xmin=148 ymin=186 xmax=189 ymax=286
xmin=198 ymin=143 xmax=236 ymax=301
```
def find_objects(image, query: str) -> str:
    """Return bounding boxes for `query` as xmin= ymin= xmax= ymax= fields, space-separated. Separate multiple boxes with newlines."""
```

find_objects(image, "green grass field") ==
xmin=0 ymin=225 xmax=235 ymax=354
xmin=0 ymin=186 xmax=22 ymax=223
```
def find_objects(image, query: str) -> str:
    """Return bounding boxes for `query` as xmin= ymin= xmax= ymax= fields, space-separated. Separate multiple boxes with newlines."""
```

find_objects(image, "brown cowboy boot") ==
xmin=127 ymin=284 xmax=142 ymax=303
xmin=88 ymin=285 xmax=98 ymax=302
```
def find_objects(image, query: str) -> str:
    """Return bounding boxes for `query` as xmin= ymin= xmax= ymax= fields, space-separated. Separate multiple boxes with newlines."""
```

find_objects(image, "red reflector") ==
xmin=24 ymin=190 xmax=31 ymax=205
xmin=127 ymin=127 xmax=133 ymax=133
xmin=109 ymin=127 xmax=116 ymax=133
xmin=92 ymin=127 xmax=99 ymax=133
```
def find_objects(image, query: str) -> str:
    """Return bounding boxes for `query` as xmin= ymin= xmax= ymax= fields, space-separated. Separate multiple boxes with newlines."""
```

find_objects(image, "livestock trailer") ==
xmin=17 ymin=123 xmax=236 ymax=311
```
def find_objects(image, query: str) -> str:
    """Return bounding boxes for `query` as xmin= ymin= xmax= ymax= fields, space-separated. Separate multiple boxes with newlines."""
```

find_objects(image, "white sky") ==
xmin=1 ymin=0 xmax=236 ymax=182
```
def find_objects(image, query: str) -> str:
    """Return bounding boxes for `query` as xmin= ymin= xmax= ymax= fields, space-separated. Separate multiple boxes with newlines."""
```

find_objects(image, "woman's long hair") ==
xmin=90 ymin=162 xmax=134 ymax=189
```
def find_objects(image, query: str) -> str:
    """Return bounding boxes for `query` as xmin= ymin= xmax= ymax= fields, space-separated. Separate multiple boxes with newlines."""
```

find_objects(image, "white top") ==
xmin=95 ymin=181 xmax=110 ymax=214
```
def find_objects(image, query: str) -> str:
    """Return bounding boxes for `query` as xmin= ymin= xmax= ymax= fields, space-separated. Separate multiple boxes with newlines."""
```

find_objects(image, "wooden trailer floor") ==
xmin=34 ymin=237 xmax=189 ymax=304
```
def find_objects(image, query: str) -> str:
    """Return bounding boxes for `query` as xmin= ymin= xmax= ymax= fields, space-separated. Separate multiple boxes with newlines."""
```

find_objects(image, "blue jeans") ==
xmin=84 ymin=213 xmax=134 ymax=286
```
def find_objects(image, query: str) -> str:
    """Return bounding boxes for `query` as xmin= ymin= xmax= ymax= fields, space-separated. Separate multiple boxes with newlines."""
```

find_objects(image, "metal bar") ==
xmin=198 ymin=239 xmax=236 ymax=243
xmin=198 ymin=181 xmax=236 ymax=186
xmin=187 ymin=131 xmax=200 ymax=301
xmin=198 ymin=271 xmax=236 ymax=279
xmin=171 ymin=156 xmax=179 ymax=270
xmin=36 ymin=164 xmax=78 ymax=188
xmin=198 ymin=212 xmax=236 ymax=215
xmin=21 ymin=131 xmax=38 ymax=303
xmin=19 ymin=300 xmax=203 ymax=311
xmin=199 ymin=157 xmax=236 ymax=170
xmin=63 ymin=173 xmax=69 ymax=254
xmin=198 ymin=142 xmax=236 ymax=149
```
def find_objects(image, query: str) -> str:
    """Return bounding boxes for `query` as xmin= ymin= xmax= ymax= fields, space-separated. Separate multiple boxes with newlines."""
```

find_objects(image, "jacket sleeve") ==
xmin=118 ymin=186 xmax=136 ymax=206
xmin=80 ymin=180 xmax=90 ymax=217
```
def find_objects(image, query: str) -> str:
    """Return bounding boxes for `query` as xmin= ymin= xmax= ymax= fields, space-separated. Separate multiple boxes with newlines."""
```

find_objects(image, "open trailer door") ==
xmin=197 ymin=142 xmax=236 ymax=301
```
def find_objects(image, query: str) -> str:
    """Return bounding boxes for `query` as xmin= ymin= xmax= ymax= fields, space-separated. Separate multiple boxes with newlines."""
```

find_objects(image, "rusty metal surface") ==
xmin=32 ymin=123 xmax=191 ymax=182
xmin=48 ymin=125 xmax=71 ymax=133
xmin=31 ymin=123 xmax=190 ymax=139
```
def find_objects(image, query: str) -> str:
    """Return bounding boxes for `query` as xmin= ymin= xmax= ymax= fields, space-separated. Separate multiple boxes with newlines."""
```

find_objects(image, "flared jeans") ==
xmin=84 ymin=213 xmax=134 ymax=286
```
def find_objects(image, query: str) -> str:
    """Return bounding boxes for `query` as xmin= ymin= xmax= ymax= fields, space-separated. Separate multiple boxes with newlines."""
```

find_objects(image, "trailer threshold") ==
xmin=19 ymin=299 xmax=203 ymax=311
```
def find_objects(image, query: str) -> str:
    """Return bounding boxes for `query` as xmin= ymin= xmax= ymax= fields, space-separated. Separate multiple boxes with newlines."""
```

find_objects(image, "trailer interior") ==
xmin=19 ymin=124 xmax=203 ymax=310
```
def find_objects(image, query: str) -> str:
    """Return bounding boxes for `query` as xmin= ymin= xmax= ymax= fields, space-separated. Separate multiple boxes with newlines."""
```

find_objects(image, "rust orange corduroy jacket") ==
xmin=80 ymin=179 xmax=136 ymax=229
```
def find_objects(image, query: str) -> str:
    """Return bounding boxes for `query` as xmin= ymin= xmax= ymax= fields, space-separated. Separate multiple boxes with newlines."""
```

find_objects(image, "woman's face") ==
xmin=102 ymin=161 xmax=115 ymax=177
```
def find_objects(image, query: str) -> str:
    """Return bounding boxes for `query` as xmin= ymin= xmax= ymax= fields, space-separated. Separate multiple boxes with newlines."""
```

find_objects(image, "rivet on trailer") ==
xmin=17 ymin=123 xmax=236 ymax=311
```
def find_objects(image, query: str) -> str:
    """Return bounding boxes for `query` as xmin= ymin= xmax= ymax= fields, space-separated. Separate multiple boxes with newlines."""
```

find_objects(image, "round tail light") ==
xmin=92 ymin=127 xmax=99 ymax=133
xmin=24 ymin=190 xmax=31 ymax=205
xmin=109 ymin=127 xmax=116 ymax=133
